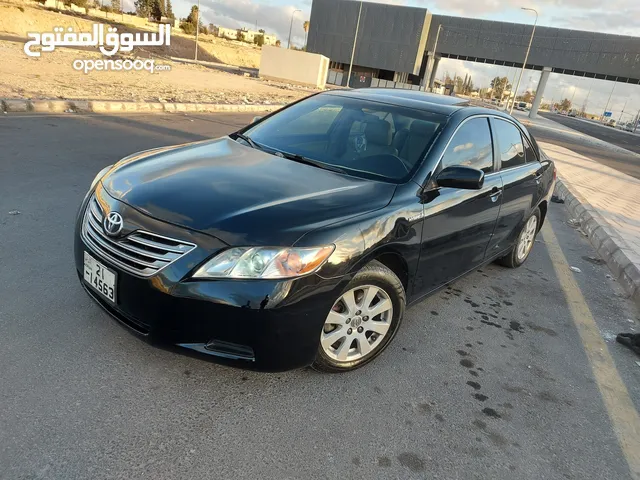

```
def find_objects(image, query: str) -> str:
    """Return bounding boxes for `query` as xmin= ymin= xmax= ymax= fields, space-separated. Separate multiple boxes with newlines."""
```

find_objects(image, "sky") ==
xmin=139 ymin=0 xmax=640 ymax=120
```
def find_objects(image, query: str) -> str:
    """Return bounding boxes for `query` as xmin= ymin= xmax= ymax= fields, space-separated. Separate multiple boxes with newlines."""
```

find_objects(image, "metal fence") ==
xmin=370 ymin=78 xmax=422 ymax=90
xmin=326 ymin=72 xmax=425 ymax=90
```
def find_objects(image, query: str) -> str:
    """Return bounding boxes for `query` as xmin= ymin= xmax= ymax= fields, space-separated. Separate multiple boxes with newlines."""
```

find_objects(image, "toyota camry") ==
xmin=75 ymin=89 xmax=555 ymax=372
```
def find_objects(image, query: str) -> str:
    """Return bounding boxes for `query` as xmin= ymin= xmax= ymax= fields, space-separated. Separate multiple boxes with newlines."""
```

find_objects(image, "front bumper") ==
xmin=74 ymin=189 xmax=349 ymax=372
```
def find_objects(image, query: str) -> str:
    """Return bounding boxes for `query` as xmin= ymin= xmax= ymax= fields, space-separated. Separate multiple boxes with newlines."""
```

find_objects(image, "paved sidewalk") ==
xmin=540 ymin=141 xmax=640 ymax=306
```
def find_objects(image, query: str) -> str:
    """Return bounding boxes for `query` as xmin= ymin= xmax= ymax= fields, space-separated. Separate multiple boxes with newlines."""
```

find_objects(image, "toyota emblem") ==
xmin=103 ymin=211 xmax=124 ymax=237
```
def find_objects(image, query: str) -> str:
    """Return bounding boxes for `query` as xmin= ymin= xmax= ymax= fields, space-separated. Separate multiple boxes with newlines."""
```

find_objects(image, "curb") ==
xmin=1 ymin=99 xmax=285 ymax=114
xmin=555 ymin=179 xmax=640 ymax=307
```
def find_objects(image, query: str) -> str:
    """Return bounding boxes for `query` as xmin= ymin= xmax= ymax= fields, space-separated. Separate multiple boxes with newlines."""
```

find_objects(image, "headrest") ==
xmin=409 ymin=120 xmax=437 ymax=137
xmin=364 ymin=120 xmax=392 ymax=146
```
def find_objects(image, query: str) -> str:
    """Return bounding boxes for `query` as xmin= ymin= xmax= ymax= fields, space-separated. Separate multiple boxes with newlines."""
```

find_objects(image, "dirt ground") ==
xmin=0 ymin=0 xmax=316 ymax=104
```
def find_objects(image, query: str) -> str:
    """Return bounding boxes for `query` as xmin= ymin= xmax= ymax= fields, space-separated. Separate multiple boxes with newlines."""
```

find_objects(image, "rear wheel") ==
xmin=497 ymin=208 xmax=540 ymax=268
xmin=312 ymin=261 xmax=405 ymax=373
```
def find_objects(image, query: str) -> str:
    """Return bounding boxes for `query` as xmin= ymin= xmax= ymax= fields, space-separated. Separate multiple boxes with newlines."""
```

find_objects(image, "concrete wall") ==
xmin=307 ymin=0 xmax=431 ymax=75
xmin=259 ymin=46 xmax=329 ymax=88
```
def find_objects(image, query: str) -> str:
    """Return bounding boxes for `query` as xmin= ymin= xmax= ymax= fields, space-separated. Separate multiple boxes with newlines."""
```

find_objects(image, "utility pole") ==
xmin=347 ymin=0 xmax=363 ymax=88
xmin=634 ymin=109 xmax=640 ymax=133
xmin=287 ymin=9 xmax=301 ymax=49
xmin=510 ymin=7 xmax=538 ymax=115
xmin=194 ymin=0 xmax=200 ymax=62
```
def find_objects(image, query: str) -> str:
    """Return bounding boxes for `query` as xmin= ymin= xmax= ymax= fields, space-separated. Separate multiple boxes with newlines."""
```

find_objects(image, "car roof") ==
xmin=321 ymin=88 xmax=471 ymax=116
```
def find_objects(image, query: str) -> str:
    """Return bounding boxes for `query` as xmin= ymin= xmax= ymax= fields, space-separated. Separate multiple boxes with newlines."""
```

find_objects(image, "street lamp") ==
xmin=347 ymin=0 xmax=364 ymax=88
xmin=287 ymin=9 xmax=301 ymax=49
xmin=509 ymin=7 xmax=538 ymax=114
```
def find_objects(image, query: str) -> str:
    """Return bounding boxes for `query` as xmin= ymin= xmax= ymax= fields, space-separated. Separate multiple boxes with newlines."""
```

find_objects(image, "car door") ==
xmin=414 ymin=117 xmax=503 ymax=296
xmin=486 ymin=117 xmax=544 ymax=257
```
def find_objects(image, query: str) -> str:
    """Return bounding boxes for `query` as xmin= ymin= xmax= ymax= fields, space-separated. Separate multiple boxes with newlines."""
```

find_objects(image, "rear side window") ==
xmin=523 ymin=136 xmax=538 ymax=163
xmin=441 ymin=118 xmax=493 ymax=173
xmin=493 ymin=119 xmax=525 ymax=169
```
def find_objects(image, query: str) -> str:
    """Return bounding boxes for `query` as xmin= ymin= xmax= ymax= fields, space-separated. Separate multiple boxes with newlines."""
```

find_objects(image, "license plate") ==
xmin=83 ymin=251 xmax=116 ymax=303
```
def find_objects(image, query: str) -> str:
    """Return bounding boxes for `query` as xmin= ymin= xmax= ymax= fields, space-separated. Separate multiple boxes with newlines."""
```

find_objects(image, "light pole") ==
xmin=583 ymin=77 xmax=595 ymax=116
xmin=194 ymin=0 xmax=200 ymax=62
xmin=617 ymin=98 xmax=629 ymax=124
xmin=506 ymin=67 xmax=518 ymax=110
xmin=602 ymin=80 xmax=617 ymax=122
xmin=347 ymin=0 xmax=363 ymax=88
xmin=509 ymin=7 xmax=538 ymax=115
xmin=287 ymin=9 xmax=301 ymax=49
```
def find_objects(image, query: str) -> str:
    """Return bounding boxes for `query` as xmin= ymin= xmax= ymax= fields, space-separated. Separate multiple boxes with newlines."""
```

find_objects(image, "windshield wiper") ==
xmin=274 ymin=151 xmax=348 ymax=174
xmin=234 ymin=133 xmax=261 ymax=150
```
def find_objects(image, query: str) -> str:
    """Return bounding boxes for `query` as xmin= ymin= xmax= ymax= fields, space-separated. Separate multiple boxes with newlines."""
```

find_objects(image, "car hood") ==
xmin=102 ymin=137 xmax=396 ymax=246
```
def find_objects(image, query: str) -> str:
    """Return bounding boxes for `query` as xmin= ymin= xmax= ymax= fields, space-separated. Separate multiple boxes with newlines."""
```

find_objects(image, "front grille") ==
xmin=81 ymin=194 xmax=196 ymax=277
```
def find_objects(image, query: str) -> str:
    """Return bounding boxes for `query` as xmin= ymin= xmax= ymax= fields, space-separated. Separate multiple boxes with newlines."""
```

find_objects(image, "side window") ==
xmin=494 ymin=119 xmax=525 ymax=169
xmin=523 ymin=136 xmax=538 ymax=163
xmin=441 ymin=118 xmax=493 ymax=173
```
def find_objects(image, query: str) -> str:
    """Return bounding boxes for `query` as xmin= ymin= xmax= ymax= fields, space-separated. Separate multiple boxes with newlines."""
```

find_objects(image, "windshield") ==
xmin=242 ymin=94 xmax=446 ymax=182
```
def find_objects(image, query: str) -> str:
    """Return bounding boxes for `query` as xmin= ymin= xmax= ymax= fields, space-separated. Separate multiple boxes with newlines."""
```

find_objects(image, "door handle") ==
xmin=490 ymin=186 xmax=502 ymax=202
xmin=534 ymin=172 xmax=543 ymax=184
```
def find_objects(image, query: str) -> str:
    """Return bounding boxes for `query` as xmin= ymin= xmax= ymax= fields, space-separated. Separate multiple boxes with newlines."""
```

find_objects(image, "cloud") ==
xmin=197 ymin=0 xmax=310 ymax=46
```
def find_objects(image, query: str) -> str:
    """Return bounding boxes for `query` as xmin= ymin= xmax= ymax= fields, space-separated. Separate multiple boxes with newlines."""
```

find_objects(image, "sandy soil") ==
xmin=0 ymin=1 xmax=315 ymax=104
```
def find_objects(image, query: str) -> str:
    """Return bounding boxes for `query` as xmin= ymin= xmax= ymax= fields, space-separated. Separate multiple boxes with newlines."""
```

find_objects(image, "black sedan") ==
xmin=75 ymin=89 xmax=555 ymax=372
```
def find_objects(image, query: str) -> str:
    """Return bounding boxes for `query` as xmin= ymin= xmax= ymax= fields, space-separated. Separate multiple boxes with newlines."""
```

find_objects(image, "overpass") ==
xmin=307 ymin=0 xmax=640 ymax=117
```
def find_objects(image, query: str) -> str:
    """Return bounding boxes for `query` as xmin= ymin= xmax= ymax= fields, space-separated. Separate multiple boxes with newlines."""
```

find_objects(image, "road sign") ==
xmin=604 ymin=111 xmax=612 ymax=117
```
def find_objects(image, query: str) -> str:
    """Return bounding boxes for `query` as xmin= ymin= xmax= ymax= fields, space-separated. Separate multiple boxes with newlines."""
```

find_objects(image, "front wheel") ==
xmin=497 ymin=208 xmax=541 ymax=268
xmin=312 ymin=261 xmax=405 ymax=373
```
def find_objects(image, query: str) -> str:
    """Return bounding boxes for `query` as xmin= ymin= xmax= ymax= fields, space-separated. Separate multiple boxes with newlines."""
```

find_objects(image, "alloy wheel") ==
xmin=516 ymin=215 xmax=538 ymax=262
xmin=320 ymin=285 xmax=393 ymax=363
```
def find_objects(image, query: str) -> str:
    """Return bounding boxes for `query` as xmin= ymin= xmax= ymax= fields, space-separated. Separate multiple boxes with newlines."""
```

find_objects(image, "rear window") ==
xmin=244 ymin=94 xmax=446 ymax=182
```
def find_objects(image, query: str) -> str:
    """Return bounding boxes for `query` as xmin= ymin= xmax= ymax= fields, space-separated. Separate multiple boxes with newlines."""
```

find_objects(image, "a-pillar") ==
xmin=529 ymin=67 xmax=552 ymax=119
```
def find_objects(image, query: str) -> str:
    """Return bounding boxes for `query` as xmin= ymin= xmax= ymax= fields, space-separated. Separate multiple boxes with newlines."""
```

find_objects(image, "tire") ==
xmin=312 ymin=260 xmax=406 ymax=373
xmin=496 ymin=208 xmax=541 ymax=268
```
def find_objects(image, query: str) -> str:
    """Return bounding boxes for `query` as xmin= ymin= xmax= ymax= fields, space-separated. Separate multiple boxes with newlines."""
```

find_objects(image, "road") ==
xmin=532 ymin=113 xmax=640 ymax=179
xmin=1 ymin=112 xmax=639 ymax=480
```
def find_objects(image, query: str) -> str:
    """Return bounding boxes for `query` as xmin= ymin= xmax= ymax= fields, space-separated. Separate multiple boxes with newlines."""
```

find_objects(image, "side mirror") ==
xmin=251 ymin=116 xmax=262 ymax=123
xmin=436 ymin=165 xmax=485 ymax=190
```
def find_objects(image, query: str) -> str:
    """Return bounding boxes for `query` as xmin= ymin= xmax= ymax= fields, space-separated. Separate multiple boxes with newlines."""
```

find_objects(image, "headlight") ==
xmin=90 ymin=165 xmax=113 ymax=190
xmin=193 ymin=245 xmax=335 ymax=279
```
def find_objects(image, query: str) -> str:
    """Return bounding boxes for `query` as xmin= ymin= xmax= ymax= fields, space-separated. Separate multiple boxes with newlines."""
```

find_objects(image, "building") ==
xmin=211 ymin=26 xmax=277 ymax=45
xmin=212 ymin=26 xmax=238 ymax=40
xmin=307 ymin=0 xmax=640 ymax=117
xmin=262 ymin=34 xmax=277 ymax=46
xmin=237 ymin=28 xmax=255 ymax=43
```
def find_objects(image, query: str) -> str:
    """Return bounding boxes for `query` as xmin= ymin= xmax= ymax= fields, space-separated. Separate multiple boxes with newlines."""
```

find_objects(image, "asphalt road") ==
xmin=532 ymin=113 xmax=640 ymax=179
xmin=540 ymin=113 xmax=640 ymax=155
xmin=1 ymin=113 xmax=640 ymax=480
